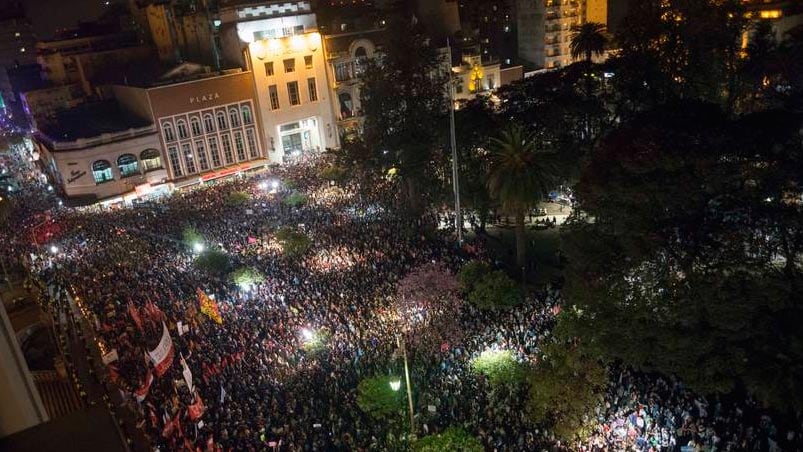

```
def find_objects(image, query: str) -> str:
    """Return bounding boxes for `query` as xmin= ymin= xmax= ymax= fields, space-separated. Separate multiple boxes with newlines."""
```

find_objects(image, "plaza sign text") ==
xmin=189 ymin=93 xmax=221 ymax=104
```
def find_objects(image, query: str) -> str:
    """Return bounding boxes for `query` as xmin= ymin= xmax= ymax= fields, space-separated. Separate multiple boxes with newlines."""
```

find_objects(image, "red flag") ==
xmin=188 ymin=393 xmax=205 ymax=421
xmin=135 ymin=369 xmax=154 ymax=402
xmin=128 ymin=301 xmax=143 ymax=331
xmin=148 ymin=322 xmax=175 ymax=377
xmin=162 ymin=413 xmax=179 ymax=438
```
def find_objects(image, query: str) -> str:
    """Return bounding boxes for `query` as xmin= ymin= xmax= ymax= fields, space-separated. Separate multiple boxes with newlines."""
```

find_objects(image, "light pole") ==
xmin=396 ymin=334 xmax=415 ymax=436
xmin=446 ymin=39 xmax=463 ymax=244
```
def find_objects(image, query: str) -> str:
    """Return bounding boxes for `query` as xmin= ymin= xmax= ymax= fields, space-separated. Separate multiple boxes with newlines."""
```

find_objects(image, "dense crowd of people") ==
xmin=1 ymin=150 xmax=801 ymax=451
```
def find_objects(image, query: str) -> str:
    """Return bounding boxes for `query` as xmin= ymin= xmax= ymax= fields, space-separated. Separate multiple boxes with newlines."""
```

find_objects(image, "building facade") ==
xmin=221 ymin=0 xmax=339 ymax=162
xmin=0 ymin=4 xmax=37 ymax=69
xmin=517 ymin=0 xmax=584 ymax=69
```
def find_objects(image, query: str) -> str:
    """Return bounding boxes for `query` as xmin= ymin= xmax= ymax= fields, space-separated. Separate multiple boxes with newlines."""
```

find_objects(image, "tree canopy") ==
xmin=413 ymin=427 xmax=483 ymax=452
xmin=356 ymin=375 xmax=404 ymax=419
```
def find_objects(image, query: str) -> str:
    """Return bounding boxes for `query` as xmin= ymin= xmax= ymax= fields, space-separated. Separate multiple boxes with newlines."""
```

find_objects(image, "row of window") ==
xmin=167 ymin=128 xmax=260 ymax=178
xmin=162 ymin=104 xmax=253 ymax=143
xmin=267 ymin=78 xmax=318 ymax=110
xmin=264 ymin=55 xmax=313 ymax=77
xmin=91 ymin=150 xmax=162 ymax=184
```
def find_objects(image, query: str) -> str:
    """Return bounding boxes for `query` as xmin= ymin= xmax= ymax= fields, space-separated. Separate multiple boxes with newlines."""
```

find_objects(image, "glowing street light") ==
xmin=193 ymin=242 xmax=205 ymax=253
xmin=389 ymin=378 xmax=401 ymax=391
xmin=49 ymin=245 xmax=59 ymax=254
xmin=271 ymin=180 xmax=279 ymax=190
xmin=301 ymin=328 xmax=314 ymax=342
xmin=258 ymin=181 xmax=268 ymax=190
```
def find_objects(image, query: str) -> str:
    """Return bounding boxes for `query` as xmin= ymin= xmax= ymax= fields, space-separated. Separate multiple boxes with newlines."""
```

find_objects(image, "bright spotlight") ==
xmin=49 ymin=245 xmax=59 ymax=254
xmin=258 ymin=181 xmax=268 ymax=190
xmin=301 ymin=328 xmax=314 ymax=342
xmin=271 ymin=180 xmax=279 ymax=189
xmin=389 ymin=379 xmax=401 ymax=391
xmin=193 ymin=242 xmax=205 ymax=253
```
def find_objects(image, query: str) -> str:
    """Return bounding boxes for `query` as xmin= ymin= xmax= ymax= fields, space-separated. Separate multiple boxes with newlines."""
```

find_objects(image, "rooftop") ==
xmin=38 ymin=101 xmax=151 ymax=142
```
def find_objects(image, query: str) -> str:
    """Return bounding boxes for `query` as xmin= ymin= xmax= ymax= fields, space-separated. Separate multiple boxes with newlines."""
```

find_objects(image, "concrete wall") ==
xmin=0 ymin=302 xmax=48 ymax=437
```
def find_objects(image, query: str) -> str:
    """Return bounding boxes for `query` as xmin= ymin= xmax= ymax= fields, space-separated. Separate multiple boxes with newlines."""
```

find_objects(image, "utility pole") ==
xmin=446 ymin=39 xmax=463 ymax=244
xmin=397 ymin=335 xmax=415 ymax=436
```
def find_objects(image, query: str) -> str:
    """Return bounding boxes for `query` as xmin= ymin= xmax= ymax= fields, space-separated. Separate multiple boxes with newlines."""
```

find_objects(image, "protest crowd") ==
xmin=1 ymin=154 xmax=801 ymax=452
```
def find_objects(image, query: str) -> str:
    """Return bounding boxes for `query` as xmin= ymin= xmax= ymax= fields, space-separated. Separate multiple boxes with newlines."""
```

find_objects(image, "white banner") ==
xmin=177 ymin=321 xmax=185 ymax=336
xmin=102 ymin=349 xmax=119 ymax=365
xmin=148 ymin=322 xmax=174 ymax=377
xmin=181 ymin=354 xmax=193 ymax=394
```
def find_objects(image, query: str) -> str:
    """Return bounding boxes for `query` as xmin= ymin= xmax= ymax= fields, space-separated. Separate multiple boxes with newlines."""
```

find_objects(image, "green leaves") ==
xmin=225 ymin=191 xmax=250 ymax=207
xmin=274 ymin=227 xmax=312 ymax=257
xmin=356 ymin=375 xmax=404 ymax=420
xmin=194 ymin=248 xmax=231 ymax=276
xmin=467 ymin=270 xmax=523 ymax=310
xmin=457 ymin=260 xmax=491 ymax=293
xmin=283 ymin=191 xmax=308 ymax=207
xmin=470 ymin=348 xmax=526 ymax=388
xmin=413 ymin=427 xmax=483 ymax=452
xmin=229 ymin=266 xmax=264 ymax=289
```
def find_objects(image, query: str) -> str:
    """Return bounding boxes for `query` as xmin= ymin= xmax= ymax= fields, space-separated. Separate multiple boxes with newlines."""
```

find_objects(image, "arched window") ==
xmin=203 ymin=114 xmax=215 ymax=133
xmin=117 ymin=154 xmax=139 ymax=177
xmin=229 ymin=108 xmax=241 ymax=127
xmin=162 ymin=122 xmax=175 ymax=142
xmin=190 ymin=117 xmax=202 ymax=136
xmin=216 ymin=111 xmax=228 ymax=130
xmin=241 ymin=105 xmax=252 ymax=125
xmin=354 ymin=46 xmax=367 ymax=58
xmin=339 ymin=92 xmax=353 ymax=118
xmin=140 ymin=149 xmax=162 ymax=172
xmin=177 ymin=119 xmax=189 ymax=139
xmin=92 ymin=160 xmax=113 ymax=183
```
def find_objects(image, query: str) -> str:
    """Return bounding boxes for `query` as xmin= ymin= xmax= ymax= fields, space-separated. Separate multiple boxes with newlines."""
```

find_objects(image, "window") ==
xmin=234 ymin=131 xmax=246 ymax=161
xmin=241 ymin=105 xmax=253 ymax=124
xmin=354 ymin=46 xmax=367 ymax=58
xmin=339 ymin=92 xmax=353 ymax=118
xmin=216 ymin=111 xmax=228 ymax=130
xmin=203 ymin=114 xmax=215 ymax=133
xmin=246 ymin=128 xmax=259 ymax=159
xmin=196 ymin=140 xmax=210 ymax=172
xmin=268 ymin=85 xmax=280 ymax=110
xmin=177 ymin=119 xmax=189 ymax=139
xmin=221 ymin=134 xmax=234 ymax=165
xmin=168 ymin=146 xmax=183 ymax=177
xmin=487 ymin=74 xmax=495 ymax=90
xmin=190 ymin=117 xmax=202 ymax=136
xmin=162 ymin=122 xmax=175 ymax=142
xmin=264 ymin=61 xmax=274 ymax=76
xmin=229 ymin=108 xmax=241 ymax=127
xmin=208 ymin=137 xmax=222 ymax=167
xmin=182 ymin=143 xmax=196 ymax=174
xmin=304 ymin=55 xmax=313 ymax=69
xmin=307 ymin=77 xmax=318 ymax=102
xmin=287 ymin=81 xmax=300 ymax=106
xmin=92 ymin=160 xmax=113 ymax=184
xmin=283 ymin=58 xmax=295 ymax=73
xmin=140 ymin=149 xmax=162 ymax=171
xmin=117 ymin=154 xmax=139 ymax=177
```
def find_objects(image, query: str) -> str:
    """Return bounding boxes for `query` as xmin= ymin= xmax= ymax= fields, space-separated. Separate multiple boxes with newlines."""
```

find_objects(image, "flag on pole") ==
xmin=148 ymin=322 xmax=175 ymax=377
xmin=198 ymin=289 xmax=223 ymax=324
xmin=181 ymin=353 xmax=194 ymax=394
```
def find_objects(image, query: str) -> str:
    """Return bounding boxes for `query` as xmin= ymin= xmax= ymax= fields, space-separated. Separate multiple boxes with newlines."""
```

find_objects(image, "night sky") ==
xmin=15 ymin=0 xmax=113 ymax=39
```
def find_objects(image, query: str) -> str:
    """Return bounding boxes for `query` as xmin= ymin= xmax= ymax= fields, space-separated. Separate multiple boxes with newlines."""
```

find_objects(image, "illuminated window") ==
xmin=241 ymin=105 xmax=253 ymax=124
xmin=117 ymin=154 xmax=139 ymax=177
xmin=268 ymin=85 xmax=280 ymax=110
xmin=284 ymin=58 xmax=295 ymax=73
xmin=288 ymin=81 xmax=300 ymax=106
xmin=140 ymin=149 xmax=162 ymax=171
xmin=92 ymin=160 xmax=113 ymax=183
xmin=760 ymin=9 xmax=782 ymax=19
xmin=265 ymin=61 xmax=274 ymax=76
xmin=208 ymin=137 xmax=222 ymax=167
xmin=304 ymin=55 xmax=313 ymax=69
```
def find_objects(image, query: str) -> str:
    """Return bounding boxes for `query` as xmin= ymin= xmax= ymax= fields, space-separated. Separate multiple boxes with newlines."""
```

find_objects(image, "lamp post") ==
xmin=396 ymin=334 xmax=415 ymax=436
xmin=446 ymin=39 xmax=463 ymax=244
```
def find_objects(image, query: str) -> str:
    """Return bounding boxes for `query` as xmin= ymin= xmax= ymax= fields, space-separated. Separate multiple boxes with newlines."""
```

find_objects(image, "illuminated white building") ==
xmin=219 ymin=1 xmax=339 ymax=163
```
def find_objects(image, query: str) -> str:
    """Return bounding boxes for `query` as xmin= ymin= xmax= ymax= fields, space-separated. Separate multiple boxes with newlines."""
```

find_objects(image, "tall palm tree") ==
xmin=570 ymin=22 xmax=609 ymax=64
xmin=487 ymin=124 xmax=555 ymax=274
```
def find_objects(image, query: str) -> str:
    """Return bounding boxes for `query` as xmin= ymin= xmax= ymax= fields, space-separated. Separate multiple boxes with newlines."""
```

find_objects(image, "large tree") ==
xmin=570 ymin=22 xmax=608 ymax=64
xmin=562 ymin=101 xmax=803 ymax=410
xmin=360 ymin=11 xmax=449 ymax=213
xmin=487 ymin=124 xmax=556 ymax=271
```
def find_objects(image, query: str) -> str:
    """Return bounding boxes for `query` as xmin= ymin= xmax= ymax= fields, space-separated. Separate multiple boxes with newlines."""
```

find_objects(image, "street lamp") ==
xmin=396 ymin=335 xmax=415 ymax=436
xmin=193 ymin=242 xmax=205 ymax=253
xmin=389 ymin=378 xmax=401 ymax=392
xmin=49 ymin=245 xmax=59 ymax=254
xmin=258 ymin=181 xmax=268 ymax=190
xmin=301 ymin=328 xmax=314 ymax=342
